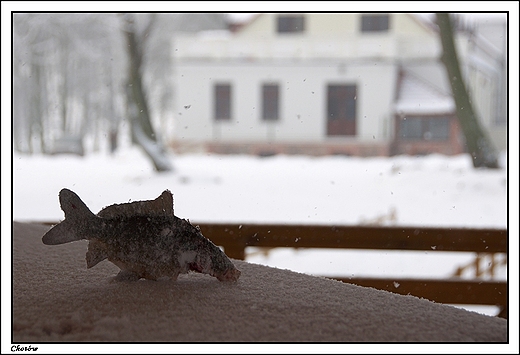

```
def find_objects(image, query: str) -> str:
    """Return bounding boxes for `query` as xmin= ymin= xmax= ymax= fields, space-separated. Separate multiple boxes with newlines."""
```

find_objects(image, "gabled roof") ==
xmin=394 ymin=71 xmax=454 ymax=115
xmin=407 ymin=13 xmax=438 ymax=33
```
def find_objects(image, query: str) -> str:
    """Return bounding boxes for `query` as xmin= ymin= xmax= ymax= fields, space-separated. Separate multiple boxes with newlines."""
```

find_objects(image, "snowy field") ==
xmin=13 ymin=148 xmax=508 ymax=227
xmin=11 ymin=148 xmax=510 ymax=315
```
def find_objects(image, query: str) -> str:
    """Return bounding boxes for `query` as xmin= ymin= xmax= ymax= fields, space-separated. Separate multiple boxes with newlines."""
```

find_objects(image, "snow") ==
xmin=10 ymin=222 xmax=508 ymax=346
xmin=227 ymin=13 xmax=257 ymax=24
xmin=395 ymin=71 xmax=455 ymax=114
xmin=6 ymin=150 xmax=516 ymax=342
xmin=11 ymin=148 xmax=509 ymax=317
xmin=131 ymin=122 xmax=173 ymax=172
xmin=13 ymin=148 xmax=507 ymax=228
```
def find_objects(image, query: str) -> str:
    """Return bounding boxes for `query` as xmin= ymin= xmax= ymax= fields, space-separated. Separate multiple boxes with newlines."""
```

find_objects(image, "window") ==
xmin=399 ymin=118 xmax=423 ymax=139
xmin=327 ymin=84 xmax=357 ymax=136
xmin=399 ymin=117 xmax=450 ymax=141
xmin=427 ymin=118 xmax=450 ymax=140
xmin=214 ymin=84 xmax=231 ymax=121
xmin=361 ymin=14 xmax=390 ymax=32
xmin=262 ymin=84 xmax=279 ymax=121
xmin=277 ymin=15 xmax=305 ymax=33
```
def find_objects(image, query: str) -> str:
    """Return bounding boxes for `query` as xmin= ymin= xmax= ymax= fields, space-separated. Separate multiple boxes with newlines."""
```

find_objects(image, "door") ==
xmin=327 ymin=84 xmax=357 ymax=136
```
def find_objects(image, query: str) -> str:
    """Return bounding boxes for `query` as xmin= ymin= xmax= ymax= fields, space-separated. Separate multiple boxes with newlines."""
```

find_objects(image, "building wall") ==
xmin=175 ymin=13 xmax=441 ymax=61
xmin=173 ymin=60 xmax=397 ymax=146
xmin=235 ymin=13 xmax=433 ymax=38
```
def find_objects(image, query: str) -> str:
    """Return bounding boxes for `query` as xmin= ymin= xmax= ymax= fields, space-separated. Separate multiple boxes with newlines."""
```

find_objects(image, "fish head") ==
xmin=178 ymin=219 xmax=241 ymax=282
xmin=206 ymin=246 xmax=241 ymax=282
xmin=216 ymin=267 xmax=241 ymax=282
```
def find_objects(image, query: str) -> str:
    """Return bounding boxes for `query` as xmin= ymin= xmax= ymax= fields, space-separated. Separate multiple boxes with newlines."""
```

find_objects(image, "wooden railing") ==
xmin=38 ymin=221 xmax=507 ymax=318
xmin=195 ymin=223 xmax=508 ymax=318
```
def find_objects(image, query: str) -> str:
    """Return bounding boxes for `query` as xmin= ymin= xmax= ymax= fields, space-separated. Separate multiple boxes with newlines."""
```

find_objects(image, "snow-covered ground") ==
xmin=13 ymin=148 xmax=508 ymax=227
xmin=11 ymin=148 xmax=510 ymax=315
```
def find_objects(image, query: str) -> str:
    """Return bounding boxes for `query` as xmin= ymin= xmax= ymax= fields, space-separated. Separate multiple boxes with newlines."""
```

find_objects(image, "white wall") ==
xmin=174 ymin=34 xmax=442 ymax=61
xmin=235 ymin=13 xmax=433 ymax=38
xmin=173 ymin=60 xmax=397 ymax=144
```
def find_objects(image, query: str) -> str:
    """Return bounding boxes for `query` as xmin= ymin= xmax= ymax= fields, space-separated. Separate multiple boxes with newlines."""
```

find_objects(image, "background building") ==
xmin=171 ymin=13 xmax=507 ymax=156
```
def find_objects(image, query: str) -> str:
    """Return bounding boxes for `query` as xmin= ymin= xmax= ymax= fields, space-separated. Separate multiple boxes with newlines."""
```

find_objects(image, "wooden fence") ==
xmin=195 ymin=223 xmax=508 ymax=318
xmin=38 ymin=221 xmax=507 ymax=318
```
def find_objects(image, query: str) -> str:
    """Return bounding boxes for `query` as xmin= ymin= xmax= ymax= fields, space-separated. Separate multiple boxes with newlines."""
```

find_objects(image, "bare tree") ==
xmin=436 ymin=13 xmax=499 ymax=169
xmin=13 ymin=13 xmax=226 ymax=161
xmin=13 ymin=14 xmax=124 ymax=155
xmin=120 ymin=13 xmax=172 ymax=172
xmin=13 ymin=14 xmax=49 ymax=154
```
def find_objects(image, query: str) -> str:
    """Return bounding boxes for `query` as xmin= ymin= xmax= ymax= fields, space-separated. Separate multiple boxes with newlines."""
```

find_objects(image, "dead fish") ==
xmin=42 ymin=189 xmax=241 ymax=282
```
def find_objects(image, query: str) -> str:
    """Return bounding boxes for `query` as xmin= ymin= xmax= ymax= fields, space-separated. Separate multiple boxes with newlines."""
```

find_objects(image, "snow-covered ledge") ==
xmin=12 ymin=222 xmax=506 ymax=343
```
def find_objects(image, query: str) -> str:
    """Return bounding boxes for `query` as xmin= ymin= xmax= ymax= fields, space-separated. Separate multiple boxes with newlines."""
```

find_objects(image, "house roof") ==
xmin=394 ymin=71 xmax=455 ymax=115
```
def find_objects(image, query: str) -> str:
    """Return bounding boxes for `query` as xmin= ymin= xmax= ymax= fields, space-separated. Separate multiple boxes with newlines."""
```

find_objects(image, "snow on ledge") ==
xmin=12 ymin=222 xmax=506 ymax=343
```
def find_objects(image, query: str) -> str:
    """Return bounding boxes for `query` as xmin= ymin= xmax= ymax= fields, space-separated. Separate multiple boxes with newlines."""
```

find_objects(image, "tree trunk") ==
xmin=106 ymin=53 xmax=120 ymax=154
xmin=30 ymin=59 xmax=45 ymax=154
xmin=436 ymin=13 xmax=499 ymax=169
xmin=121 ymin=13 xmax=172 ymax=172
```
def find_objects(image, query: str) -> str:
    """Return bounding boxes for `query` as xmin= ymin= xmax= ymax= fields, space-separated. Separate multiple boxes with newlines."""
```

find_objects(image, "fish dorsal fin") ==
xmin=97 ymin=190 xmax=174 ymax=219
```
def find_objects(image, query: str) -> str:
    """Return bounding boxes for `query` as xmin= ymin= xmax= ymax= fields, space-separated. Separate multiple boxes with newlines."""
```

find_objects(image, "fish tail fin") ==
xmin=42 ymin=189 xmax=98 ymax=245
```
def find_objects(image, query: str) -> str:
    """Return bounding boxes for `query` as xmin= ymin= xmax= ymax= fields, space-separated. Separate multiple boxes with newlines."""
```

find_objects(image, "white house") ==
xmin=170 ymin=13 xmax=506 ymax=156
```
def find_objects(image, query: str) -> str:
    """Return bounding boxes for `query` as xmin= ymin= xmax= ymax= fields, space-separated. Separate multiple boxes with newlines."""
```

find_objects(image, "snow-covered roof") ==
xmin=226 ymin=13 xmax=257 ymax=24
xmin=394 ymin=71 xmax=455 ymax=115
